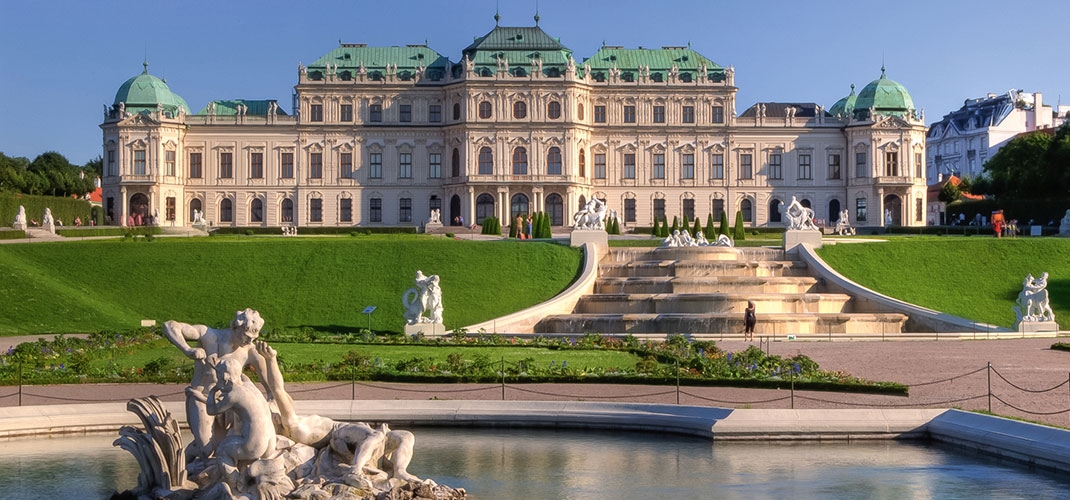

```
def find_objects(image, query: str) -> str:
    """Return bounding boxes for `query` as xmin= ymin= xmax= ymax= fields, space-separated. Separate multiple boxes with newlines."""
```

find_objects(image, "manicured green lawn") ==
xmin=817 ymin=237 xmax=1070 ymax=329
xmin=0 ymin=236 xmax=582 ymax=335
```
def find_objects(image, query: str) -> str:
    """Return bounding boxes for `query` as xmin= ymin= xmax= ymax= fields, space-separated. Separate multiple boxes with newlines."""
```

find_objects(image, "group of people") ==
xmin=515 ymin=215 xmax=534 ymax=239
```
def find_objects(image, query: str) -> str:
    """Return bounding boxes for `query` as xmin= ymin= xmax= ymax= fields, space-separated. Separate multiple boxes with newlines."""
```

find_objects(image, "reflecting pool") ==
xmin=1 ymin=428 xmax=1068 ymax=499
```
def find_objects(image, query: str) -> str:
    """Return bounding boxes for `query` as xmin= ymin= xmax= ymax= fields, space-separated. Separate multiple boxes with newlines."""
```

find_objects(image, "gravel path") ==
xmin=2 ymin=337 xmax=1068 ymax=427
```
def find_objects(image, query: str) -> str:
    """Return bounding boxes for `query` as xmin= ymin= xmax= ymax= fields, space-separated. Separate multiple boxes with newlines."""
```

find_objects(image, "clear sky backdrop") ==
xmin=2 ymin=0 xmax=1068 ymax=165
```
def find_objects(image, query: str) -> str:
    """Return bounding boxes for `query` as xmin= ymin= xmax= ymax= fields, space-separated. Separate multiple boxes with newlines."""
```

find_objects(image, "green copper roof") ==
xmin=853 ymin=67 xmax=914 ymax=117
xmin=583 ymin=47 xmax=725 ymax=82
xmin=113 ymin=62 xmax=191 ymax=115
xmin=829 ymin=84 xmax=857 ymax=118
xmin=195 ymin=99 xmax=288 ymax=116
xmin=309 ymin=44 xmax=450 ymax=81
xmin=461 ymin=25 xmax=573 ymax=77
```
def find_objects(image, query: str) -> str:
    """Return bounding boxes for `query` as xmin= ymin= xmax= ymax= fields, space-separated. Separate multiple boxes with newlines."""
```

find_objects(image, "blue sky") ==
xmin=2 ymin=0 xmax=1068 ymax=165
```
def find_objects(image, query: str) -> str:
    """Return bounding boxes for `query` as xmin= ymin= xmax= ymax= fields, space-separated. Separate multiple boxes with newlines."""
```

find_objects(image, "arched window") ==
xmin=451 ymin=148 xmax=460 ymax=177
xmin=512 ymin=147 xmax=528 ymax=175
xmin=577 ymin=103 xmax=585 ymax=121
xmin=251 ymin=198 xmax=263 ymax=223
xmin=220 ymin=198 xmax=233 ymax=223
xmin=513 ymin=101 xmax=527 ymax=119
xmin=476 ymin=193 xmax=495 ymax=224
xmin=546 ymin=193 xmax=564 ymax=226
xmin=281 ymin=199 xmax=294 ymax=223
xmin=452 ymin=102 xmax=461 ymax=120
xmin=548 ymin=101 xmax=561 ymax=119
xmin=478 ymin=147 xmax=493 ymax=174
xmin=478 ymin=101 xmax=492 ymax=119
xmin=510 ymin=193 xmax=529 ymax=220
xmin=547 ymin=147 xmax=562 ymax=175
xmin=769 ymin=199 xmax=782 ymax=224
xmin=188 ymin=199 xmax=202 ymax=222
xmin=578 ymin=149 xmax=586 ymax=177
xmin=450 ymin=195 xmax=462 ymax=225
xmin=741 ymin=199 xmax=753 ymax=223
xmin=829 ymin=199 xmax=841 ymax=222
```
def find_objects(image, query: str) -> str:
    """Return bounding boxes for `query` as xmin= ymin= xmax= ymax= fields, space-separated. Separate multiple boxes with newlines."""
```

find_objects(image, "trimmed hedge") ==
xmin=0 ymin=229 xmax=27 ymax=240
xmin=1 ymin=192 xmax=93 ymax=228
xmin=210 ymin=226 xmax=417 ymax=236
xmin=56 ymin=226 xmax=161 ymax=238
xmin=947 ymin=198 xmax=1067 ymax=227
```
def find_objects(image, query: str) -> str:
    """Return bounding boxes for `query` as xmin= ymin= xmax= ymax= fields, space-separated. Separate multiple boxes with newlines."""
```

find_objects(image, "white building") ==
xmin=926 ymin=90 xmax=1068 ymax=184
xmin=100 ymin=16 xmax=928 ymax=231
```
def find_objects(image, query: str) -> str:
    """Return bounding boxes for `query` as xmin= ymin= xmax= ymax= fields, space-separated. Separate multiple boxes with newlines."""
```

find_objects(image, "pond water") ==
xmin=0 ymin=428 xmax=1067 ymax=499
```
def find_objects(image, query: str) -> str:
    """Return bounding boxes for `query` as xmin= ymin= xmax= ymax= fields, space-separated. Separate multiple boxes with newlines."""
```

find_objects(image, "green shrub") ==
xmin=0 ymin=192 xmax=92 ymax=229
xmin=481 ymin=216 xmax=501 ymax=235
xmin=733 ymin=211 xmax=746 ymax=241
xmin=718 ymin=212 xmax=729 ymax=237
xmin=0 ymin=229 xmax=26 ymax=240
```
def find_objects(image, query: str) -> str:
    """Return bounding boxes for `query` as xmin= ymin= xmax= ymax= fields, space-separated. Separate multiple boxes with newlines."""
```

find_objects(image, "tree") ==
xmin=651 ymin=219 xmax=661 ymax=237
xmin=733 ymin=211 xmax=746 ymax=241
xmin=1043 ymin=123 xmax=1070 ymax=197
xmin=938 ymin=181 xmax=961 ymax=203
xmin=670 ymin=216 xmax=679 ymax=233
xmin=983 ymin=131 xmax=1052 ymax=197
xmin=481 ymin=216 xmax=501 ymax=235
xmin=691 ymin=217 xmax=702 ymax=237
xmin=704 ymin=213 xmax=716 ymax=239
xmin=718 ymin=212 xmax=730 ymax=237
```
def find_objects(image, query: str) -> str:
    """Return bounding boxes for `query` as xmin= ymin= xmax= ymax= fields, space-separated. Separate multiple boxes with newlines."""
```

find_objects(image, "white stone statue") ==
xmin=1059 ymin=209 xmax=1070 ymax=235
xmin=694 ymin=231 xmax=709 ymax=246
xmin=1014 ymin=273 xmax=1055 ymax=323
xmin=41 ymin=207 xmax=55 ymax=234
xmin=712 ymin=234 xmax=734 ymax=247
xmin=835 ymin=209 xmax=855 ymax=236
xmin=115 ymin=309 xmax=456 ymax=500
xmin=785 ymin=196 xmax=817 ymax=231
xmin=192 ymin=209 xmax=205 ymax=226
xmin=12 ymin=205 xmax=26 ymax=230
xmin=572 ymin=198 xmax=607 ymax=230
xmin=428 ymin=208 xmax=441 ymax=225
xmin=885 ymin=208 xmax=893 ymax=226
xmin=678 ymin=229 xmax=695 ymax=246
xmin=403 ymin=270 xmax=443 ymax=325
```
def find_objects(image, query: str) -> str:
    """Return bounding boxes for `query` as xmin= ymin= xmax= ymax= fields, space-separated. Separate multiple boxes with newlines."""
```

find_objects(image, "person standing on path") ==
xmin=743 ymin=300 xmax=756 ymax=341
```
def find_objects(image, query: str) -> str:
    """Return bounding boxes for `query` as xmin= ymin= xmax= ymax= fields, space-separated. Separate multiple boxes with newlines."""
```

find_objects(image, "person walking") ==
xmin=743 ymin=300 xmax=756 ymax=341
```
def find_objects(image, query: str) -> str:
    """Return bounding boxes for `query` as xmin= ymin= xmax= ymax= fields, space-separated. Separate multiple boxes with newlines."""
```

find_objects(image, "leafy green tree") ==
xmin=939 ymin=181 xmax=961 ymax=203
xmin=1043 ymin=124 xmax=1070 ymax=196
xmin=718 ymin=212 xmax=730 ymax=237
xmin=983 ymin=131 xmax=1052 ymax=197
xmin=83 ymin=156 xmax=103 ymax=180
xmin=733 ymin=211 xmax=746 ymax=241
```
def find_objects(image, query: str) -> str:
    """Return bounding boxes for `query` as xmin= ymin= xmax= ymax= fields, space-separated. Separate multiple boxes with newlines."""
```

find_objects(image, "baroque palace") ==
xmin=101 ymin=16 xmax=927 ymax=230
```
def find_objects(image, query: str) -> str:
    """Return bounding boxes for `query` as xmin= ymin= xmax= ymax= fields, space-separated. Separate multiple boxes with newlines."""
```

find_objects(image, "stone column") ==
xmin=120 ymin=187 xmax=128 ymax=227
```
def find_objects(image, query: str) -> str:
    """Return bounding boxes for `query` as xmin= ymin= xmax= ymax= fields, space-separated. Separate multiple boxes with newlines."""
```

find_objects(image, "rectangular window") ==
xmin=189 ymin=152 xmax=202 ymax=178
xmin=828 ymin=153 xmax=841 ymax=179
xmin=682 ymin=106 xmax=694 ymax=123
xmin=370 ymin=153 xmax=382 ymax=178
xmin=164 ymin=150 xmax=176 ymax=176
xmin=281 ymin=152 xmax=294 ymax=179
xmin=740 ymin=153 xmax=753 ymax=179
xmin=399 ymin=104 xmax=412 ymax=123
xmin=399 ymin=197 xmax=412 ymax=223
xmin=915 ymin=152 xmax=923 ymax=178
xmin=429 ymin=104 xmax=442 ymax=123
xmin=623 ymin=153 xmax=636 ymax=179
xmin=653 ymin=105 xmax=665 ymax=123
xmin=594 ymin=105 xmax=606 ymax=123
xmin=769 ymin=153 xmax=782 ymax=179
xmin=713 ymin=199 xmax=725 ymax=221
xmin=340 ymin=198 xmax=353 ymax=222
xmin=653 ymin=198 xmax=666 ymax=222
xmin=220 ymin=152 xmax=232 ymax=178
xmin=682 ymin=154 xmax=695 ymax=180
xmin=624 ymin=198 xmax=636 ymax=223
xmin=856 ymin=198 xmax=868 ymax=222
xmin=885 ymin=152 xmax=899 ymax=176
xmin=107 ymin=149 xmax=117 ymax=176
xmin=594 ymin=153 xmax=606 ymax=179
xmin=369 ymin=104 xmax=382 ymax=122
xmin=310 ymin=104 xmax=323 ymax=122
xmin=309 ymin=152 xmax=322 ymax=179
xmin=711 ymin=154 xmax=724 ymax=179
xmin=478 ymin=148 xmax=493 ymax=175
xmin=429 ymin=153 xmax=441 ymax=178
xmin=399 ymin=153 xmax=412 ymax=178
xmin=623 ymin=105 xmax=636 ymax=123
xmin=683 ymin=199 xmax=695 ymax=221
xmin=856 ymin=152 xmax=868 ymax=178
xmin=134 ymin=150 xmax=146 ymax=175
xmin=798 ymin=154 xmax=812 ymax=179
xmin=250 ymin=152 xmax=263 ymax=179
xmin=166 ymin=197 xmax=176 ymax=221
xmin=370 ymin=198 xmax=382 ymax=222
xmin=916 ymin=198 xmax=923 ymax=222
xmin=711 ymin=105 xmax=725 ymax=124
xmin=652 ymin=153 xmax=665 ymax=179
xmin=340 ymin=152 xmax=353 ymax=178
xmin=340 ymin=104 xmax=353 ymax=122
xmin=310 ymin=198 xmax=322 ymax=222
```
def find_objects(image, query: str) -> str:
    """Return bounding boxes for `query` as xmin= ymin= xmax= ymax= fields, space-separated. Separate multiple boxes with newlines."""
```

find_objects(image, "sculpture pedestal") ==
xmin=423 ymin=222 xmax=443 ymax=233
xmin=1060 ymin=223 xmax=1070 ymax=236
xmin=1017 ymin=321 xmax=1059 ymax=333
xmin=783 ymin=230 xmax=822 ymax=252
xmin=42 ymin=222 xmax=55 ymax=235
xmin=405 ymin=322 xmax=446 ymax=338
xmin=12 ymin=222 xmax=26 ymax=231
xmin=570 ymin=229 xmax=608 ymax=248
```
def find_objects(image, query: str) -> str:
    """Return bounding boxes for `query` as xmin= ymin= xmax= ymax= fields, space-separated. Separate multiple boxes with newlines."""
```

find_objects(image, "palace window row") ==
xmin=306 ymin=100 xmax=725 ymax=125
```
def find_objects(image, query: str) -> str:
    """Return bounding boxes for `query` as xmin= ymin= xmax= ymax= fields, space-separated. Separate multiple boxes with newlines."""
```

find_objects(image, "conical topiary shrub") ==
xmin=659 ymin=218 xmax=670 ymax=238
xmin=718 ymin=212 xmax=729 ymax=237
xmin=733 ymin=211 xmax=746 ymax=241
xmin=651 ymin=219 xmax=661 ymax=237
xmin=692 ymin=217 xmax=702 ymax=238
xmin=481 ymin=216 xmax=501 ymax=235
xmin=705 ymin=213 xmax=716 ymax=239
xmin=671 ymin=216 xmax=680 ymax=233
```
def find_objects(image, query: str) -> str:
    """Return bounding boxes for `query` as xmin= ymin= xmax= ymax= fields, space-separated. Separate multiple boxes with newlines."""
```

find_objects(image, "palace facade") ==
xmin=101 ymin=18 xmax=928 ymax=230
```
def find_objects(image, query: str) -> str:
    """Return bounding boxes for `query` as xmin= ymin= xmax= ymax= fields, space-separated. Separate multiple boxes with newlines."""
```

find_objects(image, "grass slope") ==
xmin=817 ymin=237 xmax=1070 ymax=329
xmin=0 ymin=236 xmax=582 ymax=335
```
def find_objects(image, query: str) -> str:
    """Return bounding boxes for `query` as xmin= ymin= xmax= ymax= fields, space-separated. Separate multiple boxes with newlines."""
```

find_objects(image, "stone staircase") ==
xmin=535 ymin=246 xmax=907 ymax=337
